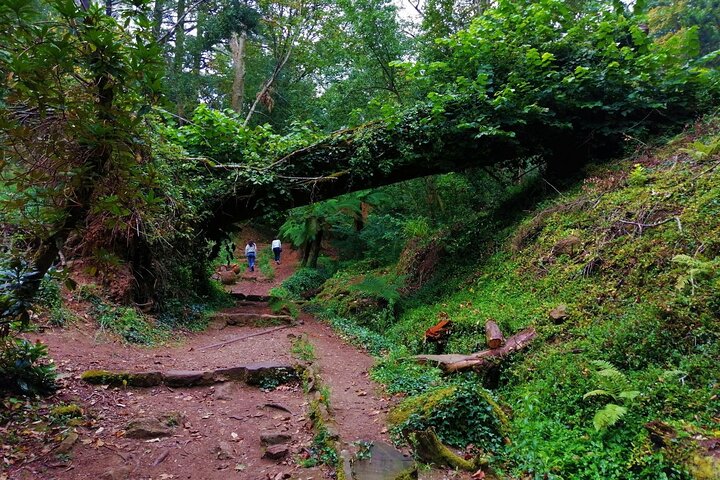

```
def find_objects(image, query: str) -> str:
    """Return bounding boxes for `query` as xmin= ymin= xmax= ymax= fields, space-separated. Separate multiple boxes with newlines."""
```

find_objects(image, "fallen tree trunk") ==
xmin=485 ymin=320 xmax=505 ymax=349
xmin=415 ymin=327 xmax=536 ymax=373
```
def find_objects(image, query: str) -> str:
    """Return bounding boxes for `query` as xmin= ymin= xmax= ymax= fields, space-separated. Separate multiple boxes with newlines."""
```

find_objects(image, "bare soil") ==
xmin=4 ymin=243 xmax=468 ymax=480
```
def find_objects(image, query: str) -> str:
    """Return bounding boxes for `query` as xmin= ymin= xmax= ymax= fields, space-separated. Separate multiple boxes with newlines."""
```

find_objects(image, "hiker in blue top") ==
xmin=244 ymin=240 xmax=257 ymax=272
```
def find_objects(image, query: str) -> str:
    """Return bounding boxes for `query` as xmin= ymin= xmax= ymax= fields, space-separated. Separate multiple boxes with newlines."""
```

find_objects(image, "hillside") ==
xmin=302 ymin=115 xmax=720 ymax=479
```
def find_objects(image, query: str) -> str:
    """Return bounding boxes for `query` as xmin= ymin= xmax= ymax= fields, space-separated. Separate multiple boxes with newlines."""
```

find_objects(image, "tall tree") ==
xmin=0 ymin=0 xmax=163 ymax=327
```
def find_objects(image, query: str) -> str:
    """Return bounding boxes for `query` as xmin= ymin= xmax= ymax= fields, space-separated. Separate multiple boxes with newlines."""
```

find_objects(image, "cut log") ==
xmin=485 ymin=320 xmax=504 ymax=349
xmin=415 ymin=327 xmax=536 ymax=373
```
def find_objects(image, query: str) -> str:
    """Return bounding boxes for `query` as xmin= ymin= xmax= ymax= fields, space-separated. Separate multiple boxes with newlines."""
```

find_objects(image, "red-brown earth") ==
xmin=3 ymin=242 xmax=470 ymax=480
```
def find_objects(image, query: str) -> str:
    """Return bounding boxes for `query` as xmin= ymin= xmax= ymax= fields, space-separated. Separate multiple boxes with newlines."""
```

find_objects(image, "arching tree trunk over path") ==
xmin=198 ymin=115 xmax=539 ymax=245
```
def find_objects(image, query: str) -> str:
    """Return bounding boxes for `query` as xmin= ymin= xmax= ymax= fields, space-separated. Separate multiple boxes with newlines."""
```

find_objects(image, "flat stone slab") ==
xmin=260 ymin=432 xmax=292 ymax=446
xmin=352 ymin=441 xmax=417 ymax=480
xmin=213 ymin=312 xmax=295 ymax=327
xmin=82 ymin=362 xmax=300 ymax=388
xmin=125 ymin=418 xmax=172 ymax=439
xmin=228 ymin=293 xmax=271 ymax=302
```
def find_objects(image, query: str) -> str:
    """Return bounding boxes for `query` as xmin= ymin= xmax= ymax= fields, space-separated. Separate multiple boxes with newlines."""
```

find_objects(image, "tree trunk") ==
xmin=244 ymin=40 xmax=295 ymax=126
xmin=230 ymin=31 xmax=247 ymax=113
xmin=485 ymin=320 xmax=504 ymax=349
xmin=415 ymin=328 xmax=536 ymax=373
xmin=193 ymin=3 xmax=206 ymax=74
xmin=308 ymin=230 xmax=323 ymax=268
xmin=173 ymin=0 xmax=186 ymax=122
xmin=413 ymin=430 xmax=476 ymax=471
xmin=152 ymin=0 xmax=165 ymax=37
xmin=23 ymin=72 xmax=115 ymax=314
xmin=301 ymin=243 xmax=311 ymax=267
xmin=105 ymin=0 xmax=113 ymax=17
xmin=424 ymin=177 xmax=443 ymax=219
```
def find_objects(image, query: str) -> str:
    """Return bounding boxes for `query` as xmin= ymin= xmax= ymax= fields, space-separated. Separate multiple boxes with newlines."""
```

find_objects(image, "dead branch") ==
xmin=197 ymin=325 xmax=292 ymax=351
xmin=618 ymin=216 xmax=681 ymax=235
xmin=415 ymin=327 xmax=536 ymax=373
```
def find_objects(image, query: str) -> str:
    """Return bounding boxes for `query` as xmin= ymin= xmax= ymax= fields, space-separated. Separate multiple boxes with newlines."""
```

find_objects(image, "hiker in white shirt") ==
xmin=244 ymin=241 xmax=257 ymax=272
xmin=271 ymin=239 xmax=282 ymax=265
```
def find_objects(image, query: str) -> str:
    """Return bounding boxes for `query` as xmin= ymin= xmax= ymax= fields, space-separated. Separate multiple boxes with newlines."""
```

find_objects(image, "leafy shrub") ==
xmin=325 ymin=315 xmax=393 ymax=355
xmin=0 ymin=338 xmax=57 ymax=396
xmin=36 ymin=276 xmax=78 ymax=327
xmin=91 ymin=299 xmax=168 ymax=345
xmin=349 ymin=274 xmax=404 ymax=304
xmin=282 ymin=268 xmax=330 ymax=299
xmin=402 ymin=217 xmax=432 ymax=239
xmin=628 ymin=164 xmax=649 ymax=186
xmin=155 ymin=300 xmax=209 ymax=331
xmin=391 ymin=378 xmax=506 ymax=449
xmin=0 ymin=258 xmax=39 ymax=335
xmin=371 ymin=348 xmax=442 ymax=395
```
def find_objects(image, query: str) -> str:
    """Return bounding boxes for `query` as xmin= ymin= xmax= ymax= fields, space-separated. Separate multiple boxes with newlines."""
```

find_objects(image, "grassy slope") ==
xmin=315 ymin=116 xmax=720 ymax=479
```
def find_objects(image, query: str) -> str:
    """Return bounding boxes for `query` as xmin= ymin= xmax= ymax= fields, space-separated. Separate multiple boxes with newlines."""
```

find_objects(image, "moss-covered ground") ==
xmin=304 ymin=115 xmax=720 ymax=479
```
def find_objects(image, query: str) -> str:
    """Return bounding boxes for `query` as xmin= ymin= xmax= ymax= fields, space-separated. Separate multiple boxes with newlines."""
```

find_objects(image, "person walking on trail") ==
xmin=245 ymin=241 xmax=257 ymax=272
xmin=271 ymin=238 xmax=282 ymax=264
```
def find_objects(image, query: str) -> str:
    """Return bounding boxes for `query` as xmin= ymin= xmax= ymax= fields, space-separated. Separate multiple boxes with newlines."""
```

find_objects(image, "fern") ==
xmin=349 ymin=275 xmax=404 ymax=303
xmin=680 ymin=137 xmax=720 ymax=161
xmin=592 ymin=404 xmax=628 ymax=431
xmin=584 ymin=360 xmax=640 ymax=431
xmin=671 ymin=254 xmax=717 ymax=295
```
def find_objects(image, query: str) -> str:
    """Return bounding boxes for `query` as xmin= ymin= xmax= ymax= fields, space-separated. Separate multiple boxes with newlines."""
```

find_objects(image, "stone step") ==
xmin=81 ymin=361 xmax=300 ymax=388
xmin=342 ymin=441 xmax=417 ymax=480
xmin=212 ymin=312 xmax=295 ymax=327
xmin=229 ymin=292 xmax=271 ymax=302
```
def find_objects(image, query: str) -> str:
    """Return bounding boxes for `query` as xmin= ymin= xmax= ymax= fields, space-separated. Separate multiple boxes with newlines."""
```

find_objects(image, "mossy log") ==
xmin=485 ymin=320 xmax=504 ymax=349
xmin=412 ymin=430 xmax=480 ymax=471
xmin=415 ymin=327 xmax=536 ymax=373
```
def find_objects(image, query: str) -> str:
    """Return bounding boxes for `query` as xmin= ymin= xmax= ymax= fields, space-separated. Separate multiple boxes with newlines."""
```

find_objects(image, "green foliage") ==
xmin=583 ymin=361 xmax=640 ymax=431
xmin=0 ymin=258 xmax=40 ymax=336
xmin=300 ymin=426 xmax=339 ymax=467
xmin=35 ymin=276 xmax=78 ymax=327
xmin=401 ymin=218 xmax=433 ymax=240
xmin=306 ymin=116 xmax=720 ymax=478
xmin=323 ymin=315 xmax=393 ymax=356
xmin=257 ymin=247 xmax=276 ymax=281
xmin=0 ymin=338 xmax=57 ymax=396
xmin=628 ymin=164 xmax=649 ymax=186
xmin=680 ymin=136 xmax=720 ymax=161
xmin=85 ymin=295 xmax=169 ymax=346
xmin=371 ymin=348 xmax=442 ymax=395
xmin=281 ymin=268 xmax=331 ymax=299
xmin=671 ymin=254 xmax=718 ymax=294
xmin=290 ymin=335 xmax=316 ymax=362
xmin=349 ymin=274 xmax=404 ymax=304
xmin=391 ymin=379 xmax=506 ymax=449
xmin=268 ymin=287 xmax=300 ymax=319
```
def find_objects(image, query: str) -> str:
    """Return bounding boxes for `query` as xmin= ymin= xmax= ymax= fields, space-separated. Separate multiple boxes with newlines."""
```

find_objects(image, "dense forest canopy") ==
xmin=0 ymin=0 xmax=718 ymax=324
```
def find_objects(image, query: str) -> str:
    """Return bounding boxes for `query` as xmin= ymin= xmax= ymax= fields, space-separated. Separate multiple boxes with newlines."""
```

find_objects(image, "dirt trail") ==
xmin=8 ymin=246 xmax=406 ymax=480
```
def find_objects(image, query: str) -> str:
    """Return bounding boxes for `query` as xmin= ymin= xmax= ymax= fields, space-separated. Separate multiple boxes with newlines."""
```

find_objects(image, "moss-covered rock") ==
xmin=51 ymin=404 xmax=83 ymax=418
xmin=387 ymin=386 xmax=456 ymax=426
xmin=80 ymin=369 xmax=163 ymax=387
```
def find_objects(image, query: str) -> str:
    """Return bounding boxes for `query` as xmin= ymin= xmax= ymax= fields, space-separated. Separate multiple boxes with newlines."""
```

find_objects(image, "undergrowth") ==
xmin=311 ymin=116 xmax=720 ymax=478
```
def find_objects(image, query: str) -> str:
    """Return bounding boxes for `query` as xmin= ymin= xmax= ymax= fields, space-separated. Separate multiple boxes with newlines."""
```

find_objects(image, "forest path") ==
xmin=10 ymin=246 xmax=429 ymax=479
